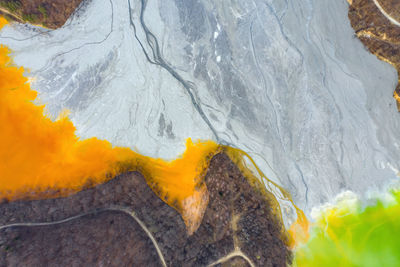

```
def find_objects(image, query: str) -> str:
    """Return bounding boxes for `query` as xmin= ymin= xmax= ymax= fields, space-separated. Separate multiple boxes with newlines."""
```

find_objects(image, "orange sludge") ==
xmin=0 ymin=44 xmax=135 ymax=196
xmin=0 ymin=18 xmax=301 ymax=237
xmin=0 ymin=21 xmax=219 ymax=231
xmin=0 ymin=17 xmax=7 ymax=29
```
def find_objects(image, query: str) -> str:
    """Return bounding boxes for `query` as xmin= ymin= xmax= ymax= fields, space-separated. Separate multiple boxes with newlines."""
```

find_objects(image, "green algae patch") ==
xmin=293 ymin=190 xmax=400 ymax=267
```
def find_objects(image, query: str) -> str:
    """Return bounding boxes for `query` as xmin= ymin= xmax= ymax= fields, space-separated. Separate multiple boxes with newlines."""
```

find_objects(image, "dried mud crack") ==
xmin=348 ymin=0 xmax=400 ymax=110
xmin=0 ymin=153 xmax=291 ymax=266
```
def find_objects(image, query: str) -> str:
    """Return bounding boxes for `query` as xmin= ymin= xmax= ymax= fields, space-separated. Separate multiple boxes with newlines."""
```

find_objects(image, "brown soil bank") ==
xmin=0 ymin=153 xmax=291 ymax=266
xmin=348 ymin=0 xmax=400 ymax=110
xmin=0 ymin=0 xmax=83 ymax=28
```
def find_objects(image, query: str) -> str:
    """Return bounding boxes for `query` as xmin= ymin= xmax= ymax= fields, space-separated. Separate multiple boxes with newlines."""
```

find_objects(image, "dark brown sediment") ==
xmin=348 ymin=0 xmax=400 ymax=110
xmin=0 ymin=153 xmax=291 ymax=266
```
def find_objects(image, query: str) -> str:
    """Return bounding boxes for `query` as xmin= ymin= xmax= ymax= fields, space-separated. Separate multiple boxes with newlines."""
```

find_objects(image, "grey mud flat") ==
xmin=1 ymin=0 xmax=400 ymax=223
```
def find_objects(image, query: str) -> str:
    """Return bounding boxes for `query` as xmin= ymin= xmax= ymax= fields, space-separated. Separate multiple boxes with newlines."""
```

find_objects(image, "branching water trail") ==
xmin=127 ymin=0 xmax=223 ymax=144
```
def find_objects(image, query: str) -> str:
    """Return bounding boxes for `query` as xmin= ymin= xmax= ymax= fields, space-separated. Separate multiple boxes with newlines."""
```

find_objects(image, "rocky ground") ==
xmin=0 ymin=153 xmax=291 ymax=266
xmin=348 ymin=0 xmax=400 ymax=110
xmin=0 ymin=0 xmax=84 ymax=28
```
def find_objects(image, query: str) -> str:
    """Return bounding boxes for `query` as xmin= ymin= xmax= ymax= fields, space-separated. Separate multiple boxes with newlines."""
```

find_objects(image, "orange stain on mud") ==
xmin=0 ymin=19 xmax=305 ymax=238
xmin=0 ymin=43 xmax=137 ymax=197
xmin=140 ymin=139 xmax=220 ymax=234
xmin=288 ymin=212 xmax=310 ymax=249
xmin=0 ymin=17 xmax=7 ymax=29
xmin=0 ymin=19 xmax=219 ymax=232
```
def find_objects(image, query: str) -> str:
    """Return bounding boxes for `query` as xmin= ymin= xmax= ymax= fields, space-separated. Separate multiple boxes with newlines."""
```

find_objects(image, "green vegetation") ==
xmin=294 ymin=190 xmax=400 ymax=267
xmin=38 ymin=5 xmax=47 ymax=18
xmin=0 ymin=1 xmax=21 ymax=13
xmin=22 ymin=13 xmax=37 ymax=23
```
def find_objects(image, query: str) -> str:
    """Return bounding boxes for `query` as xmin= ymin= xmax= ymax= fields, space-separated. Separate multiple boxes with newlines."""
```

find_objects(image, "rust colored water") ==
xmin=0 ymin=19 xmax=303 ymax=238
xmin=0 ymin=19 xmax=220 ymax=232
